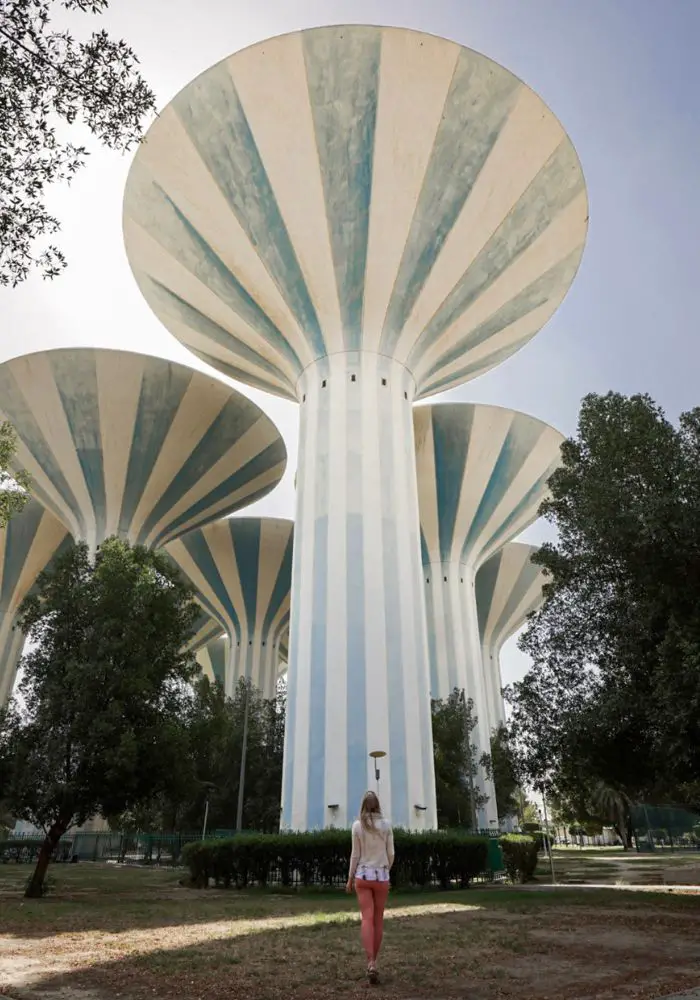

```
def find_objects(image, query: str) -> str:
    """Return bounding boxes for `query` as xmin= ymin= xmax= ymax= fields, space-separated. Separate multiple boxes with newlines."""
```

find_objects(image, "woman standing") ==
xmin=346 ymin=791 xmax=395 ymax=984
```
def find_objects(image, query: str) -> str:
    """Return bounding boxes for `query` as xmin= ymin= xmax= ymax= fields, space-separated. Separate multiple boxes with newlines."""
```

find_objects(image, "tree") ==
xmin=0 ymin=538 xmax=199 ymax=897
xmin=0 ymin=0 xmax=156 ymax=285
xmin=508 ymin=392 xmax=700 ymax=824
xmin=154 ymin=676 xmax=286 ymax=835
xmin=0 ymin=422 xmax=30 ymax=527
xmin=489 ymin=725 xmax=520 ymax=822
xmin=431 ymin=689 xmax=490 ymax=830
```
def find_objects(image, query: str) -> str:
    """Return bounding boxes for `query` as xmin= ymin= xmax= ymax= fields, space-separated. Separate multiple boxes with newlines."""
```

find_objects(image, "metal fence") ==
xmin=631 ymin=804 xmax=700 ymax=852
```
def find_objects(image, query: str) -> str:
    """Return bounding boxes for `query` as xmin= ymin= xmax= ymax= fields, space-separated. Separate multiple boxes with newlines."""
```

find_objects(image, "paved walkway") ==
xmin=523 ymin=882 xmax=700 ymax=893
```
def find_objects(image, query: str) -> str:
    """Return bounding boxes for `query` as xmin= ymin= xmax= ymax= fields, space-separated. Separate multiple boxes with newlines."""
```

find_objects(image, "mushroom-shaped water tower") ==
xmin=166 ymin=517 xmax=293 ymax=700
xmin=476 ymin=542 xmax=546 ymax=734
xmin=196 ymin=634 xmax=228 ymax=689
xmin=0 ymin=501 xmax=70 ymax=705
xmin=123 ymin=25 xmax=587 ymax=830
xmin=415 ymin=403 xmax=563 ymax=827
xmin=0 ymin=349 xmax=286 ymax=552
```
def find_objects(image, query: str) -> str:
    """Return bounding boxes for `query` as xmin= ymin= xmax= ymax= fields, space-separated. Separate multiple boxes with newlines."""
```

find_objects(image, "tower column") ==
xmin=282 ymin=352 xmax=436 ymax=832
xmin=482 ymin=643 xmax=507 ymax=734
xmin=424 ymin=560 xmax=498 ymax=830
xmin=230 ymin=631 xmax=283 ymax=700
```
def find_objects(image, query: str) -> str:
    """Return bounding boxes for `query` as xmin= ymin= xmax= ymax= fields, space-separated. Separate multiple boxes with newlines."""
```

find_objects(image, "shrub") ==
xmin=499 ymin=834 xmax=539 ymax=884
xmin=182 ymin=829 xmax=493 ymax=890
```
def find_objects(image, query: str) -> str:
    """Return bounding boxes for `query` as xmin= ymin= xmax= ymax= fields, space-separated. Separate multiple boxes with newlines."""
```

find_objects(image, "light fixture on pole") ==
xmin=369 ymin=750 xmax=386 ymax=795
xmin=236 ymin=679 xmax=252 ymax=833
xmin=201 ymin=781 xmax=217 ymax=841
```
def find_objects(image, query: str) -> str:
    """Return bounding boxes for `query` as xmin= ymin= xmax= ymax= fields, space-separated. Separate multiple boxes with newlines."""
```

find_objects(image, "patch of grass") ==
xmin=2 ymin=864 xmax=699 ymax=999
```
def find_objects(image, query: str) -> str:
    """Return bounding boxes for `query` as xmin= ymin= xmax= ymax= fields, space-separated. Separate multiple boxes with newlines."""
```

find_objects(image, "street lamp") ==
xmin=236 ymin=678 xmax=252 ymax=833
xmin=200 ymin=781 xmax=217 ymax=841
xmin=369 ymin=750 xmax=386 ymax=794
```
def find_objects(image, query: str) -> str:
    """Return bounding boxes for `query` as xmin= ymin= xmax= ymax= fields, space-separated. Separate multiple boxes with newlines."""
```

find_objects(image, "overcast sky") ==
xmin=2 ymin=0 xmax=698 ymax=688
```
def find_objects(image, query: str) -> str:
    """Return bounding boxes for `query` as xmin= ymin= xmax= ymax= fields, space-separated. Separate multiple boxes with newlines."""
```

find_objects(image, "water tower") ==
xmin=123 ymin=25 xmax=587 ymax=829
xmin=415 ymin=403 xmax=563 ymax=826
xmin=476 ymin=542 xmax=546 ymax=733
xmin=0 ymin=349 xmax=286 ymax=552
xmin=0 ymin=501 xmax=70 ymax=705
xmin=166 ymin=517 xmax=293 ymax=699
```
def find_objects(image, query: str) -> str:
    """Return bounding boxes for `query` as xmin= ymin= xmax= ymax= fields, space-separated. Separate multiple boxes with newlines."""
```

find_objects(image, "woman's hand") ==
xmin=345 ymin=878 xmax=354 ymax=894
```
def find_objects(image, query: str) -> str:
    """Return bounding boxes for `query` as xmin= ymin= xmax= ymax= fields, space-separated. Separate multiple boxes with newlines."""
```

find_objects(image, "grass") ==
xmin=534 ymin=846 xmax=700 ymax=886
xmin=0 ymin=863 xmax=699 ymax=999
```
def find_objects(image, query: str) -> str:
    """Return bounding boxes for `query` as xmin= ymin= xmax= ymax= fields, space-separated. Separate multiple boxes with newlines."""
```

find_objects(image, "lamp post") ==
xmin=369 ymin=751 xmax=386 ymax=796
xmin=201 ymin=781 xmax=217 ymax=841
xmin=538 ymin=781 xmax=556 ymax=885
xmin=236 ymin=679 xmax=252 ymax=833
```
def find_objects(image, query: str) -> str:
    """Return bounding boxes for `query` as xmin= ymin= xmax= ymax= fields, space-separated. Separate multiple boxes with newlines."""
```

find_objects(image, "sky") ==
xmin=2 ymin=0 xmax=699 ymax=689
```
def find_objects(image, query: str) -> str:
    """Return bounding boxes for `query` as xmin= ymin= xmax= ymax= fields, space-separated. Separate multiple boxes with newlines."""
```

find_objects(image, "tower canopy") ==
xmin=0 ymin=500 xmax=70 ymax=704
xmin=124 ymin=25 xmax=587 ymax=400
xmin=476 ymin=541 xmax=546 ymax=654
xmin=0 ymin=349 xmax=286 ymax=551
xmin=166 ymin=516 xmax=293 ymax=697
xmin=415 ymin=403 xmax=564 ymax=571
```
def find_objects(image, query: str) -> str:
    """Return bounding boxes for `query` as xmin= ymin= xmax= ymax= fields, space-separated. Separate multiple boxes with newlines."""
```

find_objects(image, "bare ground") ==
xmin=0 ymin=864 xmax=699 ymax=1000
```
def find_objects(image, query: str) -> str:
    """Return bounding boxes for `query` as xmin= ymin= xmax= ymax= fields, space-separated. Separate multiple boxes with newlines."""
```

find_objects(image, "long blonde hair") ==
xmin=359 ymin=790 xmax=382 ymax=832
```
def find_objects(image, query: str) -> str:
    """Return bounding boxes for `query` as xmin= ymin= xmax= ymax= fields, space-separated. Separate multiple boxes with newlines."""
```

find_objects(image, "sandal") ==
xmin=367 ymin=963 xmax=379 ymax=985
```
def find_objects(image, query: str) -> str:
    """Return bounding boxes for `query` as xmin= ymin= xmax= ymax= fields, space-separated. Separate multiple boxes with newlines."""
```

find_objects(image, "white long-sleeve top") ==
xmin=348 ymin=817 xmax=395 ymax=879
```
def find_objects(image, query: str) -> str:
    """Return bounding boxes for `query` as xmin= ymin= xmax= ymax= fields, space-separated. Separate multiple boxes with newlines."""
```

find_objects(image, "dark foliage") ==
xmin=508 ymin=392 xmax=700 ymax=822
xmin=0 ymin=538 xmax=198 ymax=896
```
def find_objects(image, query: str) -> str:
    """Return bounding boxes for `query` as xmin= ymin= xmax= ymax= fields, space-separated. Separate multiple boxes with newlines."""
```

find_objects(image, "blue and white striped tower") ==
xmin=476 ymin=542 xmax=546 ymax=735
xmin=0 ymin=349 xmax=286 ymax=552
xmin=185 ymin=609 xmax=223 ymax=655
xmin=123 ymin=25 xmax=588 ymax=830
xmin=415 ymin=404 xmax=563 ymax=828
xmin=0 ymin=501 xmax=70 ymax=705
xmin=196 ymin=635 xmax=228 ymax=688
xmin=165 ymin=517 xmax=293 ymax=700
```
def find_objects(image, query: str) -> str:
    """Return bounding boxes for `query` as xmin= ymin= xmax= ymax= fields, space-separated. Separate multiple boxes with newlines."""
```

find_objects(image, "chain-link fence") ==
xmin=630 ymin=804 xmax=700 ymax=851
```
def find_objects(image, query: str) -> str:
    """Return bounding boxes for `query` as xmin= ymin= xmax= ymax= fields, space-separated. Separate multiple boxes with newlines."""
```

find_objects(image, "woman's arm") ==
xmin=386 ymin=825 xmax=395 ymax=868
xmin=348 ymin=825 xmax=361 ymax=880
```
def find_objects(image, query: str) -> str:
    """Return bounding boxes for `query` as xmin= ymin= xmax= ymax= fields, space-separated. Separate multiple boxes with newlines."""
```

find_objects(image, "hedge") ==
xmin=182 ymin=829 xmax=492 ymax=890
xmin=499 ymin=834 xmax=539 ymax=883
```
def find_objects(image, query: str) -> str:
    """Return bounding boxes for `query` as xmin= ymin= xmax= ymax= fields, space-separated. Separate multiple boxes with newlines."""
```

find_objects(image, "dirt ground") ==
xmin=0 ymin=863 xmax=699 ymax=1000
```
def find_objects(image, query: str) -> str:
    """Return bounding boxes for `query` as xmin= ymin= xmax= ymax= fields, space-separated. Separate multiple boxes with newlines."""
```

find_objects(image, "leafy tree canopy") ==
xmin=489 ymin=724 xmax=521 ymax=822
xmin=508 ymin=392 xmax=700 ymax=826
xmin=431 ymin=689 xmax=490 ymax=830
xmin=0 ymin=537 xmax=199 ymax=896
xmin=0 ymin=0 xmax=156 ymax=285
xmin=0 ymin=421 xmax=30 ymax=527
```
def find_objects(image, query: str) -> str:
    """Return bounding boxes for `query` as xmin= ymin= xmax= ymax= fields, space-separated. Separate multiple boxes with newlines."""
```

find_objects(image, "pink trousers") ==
xmin=355 ymin=878 xmax=390 ymax=962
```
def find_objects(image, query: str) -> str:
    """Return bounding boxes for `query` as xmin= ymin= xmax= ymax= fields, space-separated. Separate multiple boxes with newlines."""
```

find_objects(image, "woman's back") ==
xmin=351 ymin=816 xmax=394 ymax=870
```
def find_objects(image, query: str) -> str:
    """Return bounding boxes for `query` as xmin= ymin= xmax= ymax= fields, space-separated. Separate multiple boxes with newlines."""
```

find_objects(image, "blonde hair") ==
xmin=359 ymin=790 xmax=382 ymax=832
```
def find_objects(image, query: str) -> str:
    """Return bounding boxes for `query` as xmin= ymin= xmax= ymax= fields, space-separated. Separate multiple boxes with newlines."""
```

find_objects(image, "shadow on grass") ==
xmin=1 ymin=859 xmax=698 ymax=941
xmin=5 ymin=889 xmax=700 ymax=1000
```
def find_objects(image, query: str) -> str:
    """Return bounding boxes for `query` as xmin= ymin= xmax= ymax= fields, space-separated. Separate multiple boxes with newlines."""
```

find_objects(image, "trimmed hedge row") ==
xmin=182 ymin=829 xmax=492 ymax=890
xmin=499 ymin=834 xmax=539 ymax=883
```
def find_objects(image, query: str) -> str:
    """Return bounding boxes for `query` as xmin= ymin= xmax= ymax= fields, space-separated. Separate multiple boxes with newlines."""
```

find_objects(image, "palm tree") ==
xmin=590 ymin=780 xmax=633 ymax=849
